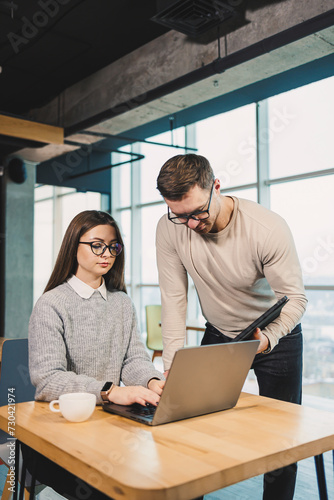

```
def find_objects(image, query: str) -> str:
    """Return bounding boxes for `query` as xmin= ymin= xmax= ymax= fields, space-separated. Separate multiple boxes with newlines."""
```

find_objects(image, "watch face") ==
xmin=101 ymin=382 xmax=113 ymax=393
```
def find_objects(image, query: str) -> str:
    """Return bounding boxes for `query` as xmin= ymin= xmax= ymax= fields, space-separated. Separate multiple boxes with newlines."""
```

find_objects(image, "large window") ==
xmin=34 ymin=186 xmax=54 ymax=303
xmin=112 ymin=131 xmax=187 ymax=331
xmin=196 ymin=104 xmax=257 ymax=190
xmin=270 ymin=176 xmax=334 ymax=286
xmin=268 ymin=77 xmax=334 ymax=178
xmin=115 ymin=76 xmax=334 ymax=401
xmin=34 ymin=186 xmax=101 ymax=303
xmin=267 ymin=76 xmax=334 ymax=399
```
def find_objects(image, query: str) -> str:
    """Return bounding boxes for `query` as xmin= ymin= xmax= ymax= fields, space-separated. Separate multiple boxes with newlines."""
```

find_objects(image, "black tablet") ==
xmin=234 ymin=296 xmax=289 ymax=342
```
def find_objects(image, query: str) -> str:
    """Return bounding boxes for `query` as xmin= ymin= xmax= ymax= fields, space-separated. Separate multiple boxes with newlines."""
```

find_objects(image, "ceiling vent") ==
xmin=151 ymin=0 xmax=236 ymax=37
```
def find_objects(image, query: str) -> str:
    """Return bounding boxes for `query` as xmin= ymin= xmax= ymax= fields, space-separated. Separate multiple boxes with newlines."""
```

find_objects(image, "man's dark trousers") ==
xmin=201 ymin=323 xmax=303 ymax=500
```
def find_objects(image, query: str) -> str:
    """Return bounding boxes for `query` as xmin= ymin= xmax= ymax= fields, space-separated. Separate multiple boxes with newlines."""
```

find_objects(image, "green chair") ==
xmin=145 ymin=305 xmax=163 ymax=361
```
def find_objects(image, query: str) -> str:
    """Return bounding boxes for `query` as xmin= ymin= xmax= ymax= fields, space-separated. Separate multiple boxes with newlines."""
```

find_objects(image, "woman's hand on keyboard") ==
xmin=148 ymin=378 xmax=165 ymax=395
xmin=108 ymin=385 xmax=160 ymax=406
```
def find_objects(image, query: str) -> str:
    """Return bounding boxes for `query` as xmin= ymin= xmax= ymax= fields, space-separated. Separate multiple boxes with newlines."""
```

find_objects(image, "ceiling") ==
xmin=0 ymin=0 xmax=293 ymax=118
xmin=0 ymin=0 xmax=249 ymax=159
xmin=0 ymin=0 xmax=168 ymax=115
xmin=1 ymin=0 xmax=333 ymax=165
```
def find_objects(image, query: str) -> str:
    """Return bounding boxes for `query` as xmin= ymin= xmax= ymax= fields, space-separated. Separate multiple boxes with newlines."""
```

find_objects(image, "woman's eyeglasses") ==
xmin=79 ymin=241 xmax=123 ymax=257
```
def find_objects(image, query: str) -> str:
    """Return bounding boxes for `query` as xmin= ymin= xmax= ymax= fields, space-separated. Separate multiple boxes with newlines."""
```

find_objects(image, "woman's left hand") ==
xmin=148 ymin=379 xmax=165 ymax=395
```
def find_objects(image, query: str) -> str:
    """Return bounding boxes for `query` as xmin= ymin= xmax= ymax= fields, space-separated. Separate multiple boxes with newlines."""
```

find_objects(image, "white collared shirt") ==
xmin=67 ymin=274 xmax=107 ymax=300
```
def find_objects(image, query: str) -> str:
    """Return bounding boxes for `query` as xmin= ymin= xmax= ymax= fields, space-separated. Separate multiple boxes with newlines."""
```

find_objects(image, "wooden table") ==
xmin=186 ymin=322 xmax=206 ymax=333
xmin=1 ymin=393 xmax=334 ymax=500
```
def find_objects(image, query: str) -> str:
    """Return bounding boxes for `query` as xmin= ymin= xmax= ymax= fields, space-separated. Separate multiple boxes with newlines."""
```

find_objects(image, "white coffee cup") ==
xmin=49 ymin=392 xmax=96 ymax=422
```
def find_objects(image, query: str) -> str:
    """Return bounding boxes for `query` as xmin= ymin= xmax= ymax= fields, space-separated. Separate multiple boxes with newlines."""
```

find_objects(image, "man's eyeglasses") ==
xmin=79 ymin=241 xmax=123 ymax=257
xmin=168 ymin=181 xmax=215 ymax=225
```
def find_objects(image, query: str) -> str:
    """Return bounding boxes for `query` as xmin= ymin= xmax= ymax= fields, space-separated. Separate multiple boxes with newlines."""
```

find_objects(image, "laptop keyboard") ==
xmin=130 ymin=403 xmax=157 ymax=417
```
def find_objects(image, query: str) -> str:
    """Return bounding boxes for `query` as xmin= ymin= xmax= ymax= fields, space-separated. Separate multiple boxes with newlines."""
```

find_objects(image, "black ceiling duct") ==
xmin=151 ymin=0 xmax=237 ymax=37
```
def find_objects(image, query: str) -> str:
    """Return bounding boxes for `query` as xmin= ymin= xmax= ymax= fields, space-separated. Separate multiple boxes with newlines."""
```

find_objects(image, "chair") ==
xmin=0 ymin=338 xmax=46 ymax=500
xmin=145 ymin=305 xmax=163 ymax=361
xmin=0 ymin=340 xmax=108 ymax=500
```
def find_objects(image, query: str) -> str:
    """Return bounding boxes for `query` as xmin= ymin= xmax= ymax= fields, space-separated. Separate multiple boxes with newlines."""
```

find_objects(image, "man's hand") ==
xmin=252 ymin=328 xmax=269 ymax=353
xmin=108 ymin=386 xmax=160 ymax=406
xmin=148 ymin=379 xmax=165 ymax=395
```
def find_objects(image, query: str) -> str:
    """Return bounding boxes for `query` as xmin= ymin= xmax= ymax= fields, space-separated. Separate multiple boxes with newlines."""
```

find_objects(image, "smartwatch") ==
xmin=101 ymin=382 xmax=114 ymax=402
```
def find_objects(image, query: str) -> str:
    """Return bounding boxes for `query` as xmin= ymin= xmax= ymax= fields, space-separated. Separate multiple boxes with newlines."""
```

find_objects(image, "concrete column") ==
xmin=0 ymin=160 xmax=35 ymax=338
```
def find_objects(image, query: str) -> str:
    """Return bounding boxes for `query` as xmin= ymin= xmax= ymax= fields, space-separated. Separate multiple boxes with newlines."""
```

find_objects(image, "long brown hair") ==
xmin=157 ymin=154 xmax=214 ymax=200
xmin=44 ymin=210 xmax=127 ymax=294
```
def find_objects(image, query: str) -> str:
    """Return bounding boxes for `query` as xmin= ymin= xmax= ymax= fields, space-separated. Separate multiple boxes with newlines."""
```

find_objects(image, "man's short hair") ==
xmin=157 ymin=154 xmax=214 ymax=200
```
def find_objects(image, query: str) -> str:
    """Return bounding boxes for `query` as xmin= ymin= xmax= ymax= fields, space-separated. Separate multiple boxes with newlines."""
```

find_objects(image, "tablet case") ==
xmin=234 ymin=296 xmax=289 ymax=342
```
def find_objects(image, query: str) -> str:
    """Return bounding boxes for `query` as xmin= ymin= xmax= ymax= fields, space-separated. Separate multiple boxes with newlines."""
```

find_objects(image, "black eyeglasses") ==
xmin=79 ymin=241 xmax=123 ymax=257
xmin=168 ymin=181 xmax=215 ymax=225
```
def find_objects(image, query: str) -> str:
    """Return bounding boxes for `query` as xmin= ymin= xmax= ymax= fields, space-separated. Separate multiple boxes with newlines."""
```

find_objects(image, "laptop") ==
xmin=233 ymin=296 xmax=289 ymax=342
xmin=102 ymin=340 xmax=259 ymax=426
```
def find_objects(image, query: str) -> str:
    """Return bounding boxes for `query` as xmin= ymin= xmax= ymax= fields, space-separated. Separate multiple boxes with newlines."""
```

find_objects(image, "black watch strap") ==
xmin=101 ymin=382 xmax=114 ymax=402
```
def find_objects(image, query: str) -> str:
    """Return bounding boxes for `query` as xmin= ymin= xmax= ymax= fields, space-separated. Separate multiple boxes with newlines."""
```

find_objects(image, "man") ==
xmin=156 ymin=154 xmax=307 ymax=500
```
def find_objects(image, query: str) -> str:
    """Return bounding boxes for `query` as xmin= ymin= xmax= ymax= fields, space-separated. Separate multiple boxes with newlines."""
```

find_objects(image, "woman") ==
xmin=29 ymin=210 xmax=164 ymax=406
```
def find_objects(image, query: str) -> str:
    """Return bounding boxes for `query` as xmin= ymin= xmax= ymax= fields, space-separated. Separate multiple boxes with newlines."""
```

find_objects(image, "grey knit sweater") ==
xmin=29 ymin=282 xmax=163 ymax=404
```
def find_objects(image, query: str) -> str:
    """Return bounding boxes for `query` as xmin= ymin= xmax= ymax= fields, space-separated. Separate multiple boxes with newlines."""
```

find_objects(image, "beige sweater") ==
xmin=156 ymin=197 xmax=307 ymax=369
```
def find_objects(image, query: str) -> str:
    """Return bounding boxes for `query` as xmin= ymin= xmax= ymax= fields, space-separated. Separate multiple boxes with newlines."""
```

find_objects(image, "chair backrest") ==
xmin=0 ymin=340 xmax=45 ymax=492
xmin=145 ymin=305 xmax=163 ymax=352
xmin=0 ymin=338 xmax=36 ymax=407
